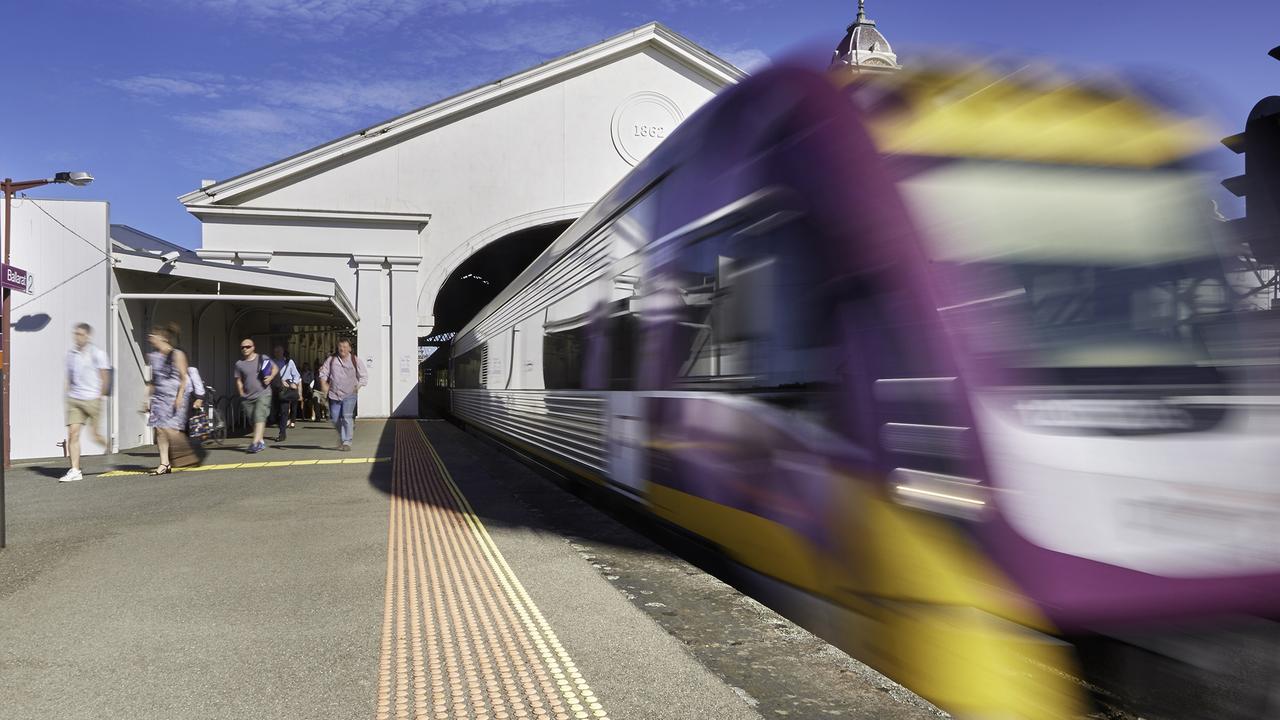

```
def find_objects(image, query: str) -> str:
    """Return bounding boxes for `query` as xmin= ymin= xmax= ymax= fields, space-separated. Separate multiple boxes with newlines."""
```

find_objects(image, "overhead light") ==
xmin=53 ymin=171 xmax=94 ymax=187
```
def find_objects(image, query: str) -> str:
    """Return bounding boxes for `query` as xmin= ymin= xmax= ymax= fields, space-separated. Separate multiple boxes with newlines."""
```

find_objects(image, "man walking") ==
xmin=318 ymin=338 xmax=367 ymax=452
xmin=269 ymin=345 xmax=300 ymax=443
xmin=234 ymin=338 xmax=277 ymax=453
xmin=60 ymin=323 xmax=110 ymax=482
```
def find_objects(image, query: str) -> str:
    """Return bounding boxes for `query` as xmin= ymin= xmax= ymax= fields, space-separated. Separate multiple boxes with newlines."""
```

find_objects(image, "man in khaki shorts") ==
xmin=61 ymin=323 xmax=111 ymax=482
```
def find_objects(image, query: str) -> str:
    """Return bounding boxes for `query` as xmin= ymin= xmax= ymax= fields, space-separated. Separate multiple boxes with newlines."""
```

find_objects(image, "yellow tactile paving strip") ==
xmin=376 ymin=420 xmax=609 ymax=720
xmin=98 ymin=457 xmax=390 ymax=477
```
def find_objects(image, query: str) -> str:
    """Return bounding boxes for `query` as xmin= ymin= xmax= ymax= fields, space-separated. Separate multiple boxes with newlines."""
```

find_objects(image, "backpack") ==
xmin=257 ymin=355 xmax=274 ymax=385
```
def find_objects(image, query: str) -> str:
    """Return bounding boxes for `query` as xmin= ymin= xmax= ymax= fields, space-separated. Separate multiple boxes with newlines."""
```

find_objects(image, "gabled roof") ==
xmin=179 ymin=22 xmax=743 ymax=209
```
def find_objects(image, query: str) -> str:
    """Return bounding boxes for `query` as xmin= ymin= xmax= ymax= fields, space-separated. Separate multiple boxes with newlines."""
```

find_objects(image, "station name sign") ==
xmin=1 ymin=264 xmax=34 ymax=294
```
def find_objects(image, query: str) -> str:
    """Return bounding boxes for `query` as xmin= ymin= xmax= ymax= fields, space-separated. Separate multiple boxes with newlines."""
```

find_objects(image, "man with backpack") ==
xmin=317 ymin=338 xmax=367 ymax=452
xmin=234 ymin=338 xmax=277 ymax=454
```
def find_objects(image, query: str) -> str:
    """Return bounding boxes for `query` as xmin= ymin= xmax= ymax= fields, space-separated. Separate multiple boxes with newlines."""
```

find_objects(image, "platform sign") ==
xmin=0 ymin=264 xmax=34 ymax=295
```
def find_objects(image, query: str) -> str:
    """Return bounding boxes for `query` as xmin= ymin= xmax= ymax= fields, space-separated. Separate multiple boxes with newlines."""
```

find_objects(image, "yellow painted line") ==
xmin=95 ymin=457 xmax=390 ymax=477
xmin=376 ymin=421 xmax=578 ymax=719
xmin=401 ymin=420 xmax=610 ymax=719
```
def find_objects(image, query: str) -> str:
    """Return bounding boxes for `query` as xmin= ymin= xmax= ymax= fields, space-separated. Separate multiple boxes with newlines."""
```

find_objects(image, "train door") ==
xmin=604 ymin=278 xmax=647 ymax=499
xmin=602 ymin=197 xmax=659 ymax=499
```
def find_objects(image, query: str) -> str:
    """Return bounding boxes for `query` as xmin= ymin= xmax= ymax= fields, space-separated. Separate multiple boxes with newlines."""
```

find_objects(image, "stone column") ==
xmin=389 ymin=256 xmax=421 ymax=417
xmin=354 ymin=255 xmax=389 ymax=417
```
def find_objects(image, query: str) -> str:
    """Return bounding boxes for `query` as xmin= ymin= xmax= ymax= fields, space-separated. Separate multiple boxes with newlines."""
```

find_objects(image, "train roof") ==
xmin=840 ymin=64 xmax=1218 ymax=168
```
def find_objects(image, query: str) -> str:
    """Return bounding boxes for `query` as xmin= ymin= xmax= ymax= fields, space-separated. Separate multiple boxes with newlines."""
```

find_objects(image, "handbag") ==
xmin=188 ymin=411 xmax=213 ymax=439
xmin=167 ymin=428 xmax=202 ymax=468
xmin=271 ymin=358 xmax=300 ymax=400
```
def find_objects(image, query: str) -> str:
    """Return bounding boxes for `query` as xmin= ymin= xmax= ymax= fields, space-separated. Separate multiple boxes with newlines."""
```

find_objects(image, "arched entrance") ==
xmin=419 ymin=220 xmax=573 ymax=415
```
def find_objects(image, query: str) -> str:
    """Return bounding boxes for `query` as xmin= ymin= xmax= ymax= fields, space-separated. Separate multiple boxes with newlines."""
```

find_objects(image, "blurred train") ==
xmin=449 ymin=60 xmax=1280 ymax=718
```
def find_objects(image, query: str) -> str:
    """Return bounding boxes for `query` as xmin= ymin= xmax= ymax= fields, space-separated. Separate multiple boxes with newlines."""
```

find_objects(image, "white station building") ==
xmin=3 ymin=23 xmax=746 ymax=459
xmin=3 ymin=14 xmax=903 ymax=461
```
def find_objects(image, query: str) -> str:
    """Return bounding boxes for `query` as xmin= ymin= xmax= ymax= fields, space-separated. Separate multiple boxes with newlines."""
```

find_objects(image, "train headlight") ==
xmin=891 ymin=468 xmax=990 ymax=521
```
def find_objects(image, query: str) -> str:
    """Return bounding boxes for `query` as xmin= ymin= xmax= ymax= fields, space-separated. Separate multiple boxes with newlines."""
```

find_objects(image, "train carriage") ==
xmin=451 ymin=61 xmax=1280 ymax=718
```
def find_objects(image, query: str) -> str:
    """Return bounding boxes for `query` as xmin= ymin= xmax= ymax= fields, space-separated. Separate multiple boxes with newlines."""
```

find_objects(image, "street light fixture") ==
xmin=54 ymin=171 xmax=95 ymax=187
xmin=1 ymin=170 xmax=94 ymax=548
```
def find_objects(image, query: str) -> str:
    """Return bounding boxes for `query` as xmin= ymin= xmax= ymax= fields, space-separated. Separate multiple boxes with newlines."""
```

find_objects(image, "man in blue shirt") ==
xmin=270 ymin=345 xmax=301 ymax=443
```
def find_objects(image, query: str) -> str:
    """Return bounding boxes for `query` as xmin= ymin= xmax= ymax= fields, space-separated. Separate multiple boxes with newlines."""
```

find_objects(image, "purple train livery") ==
xmin=451 ymin=61 xmax=1280 ymax=718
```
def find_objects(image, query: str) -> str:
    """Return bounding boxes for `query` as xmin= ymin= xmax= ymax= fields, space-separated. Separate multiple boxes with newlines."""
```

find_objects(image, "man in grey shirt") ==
xmin=234 ymin=338 xmax=277 ymax=454
xmin=318 ymin=338 xmax=368 ymax=451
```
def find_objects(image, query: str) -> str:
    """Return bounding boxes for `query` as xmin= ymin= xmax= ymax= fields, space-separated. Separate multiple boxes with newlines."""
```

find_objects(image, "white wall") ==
xmin=0 ymin=198 xmax=112 ymax=460
xmin=113 ymin=281 xmax=152 ymax=453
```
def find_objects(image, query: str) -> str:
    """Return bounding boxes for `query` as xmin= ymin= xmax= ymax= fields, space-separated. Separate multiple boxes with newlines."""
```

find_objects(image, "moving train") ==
xmin=450 ymin=60 xmax=1280 ymax=718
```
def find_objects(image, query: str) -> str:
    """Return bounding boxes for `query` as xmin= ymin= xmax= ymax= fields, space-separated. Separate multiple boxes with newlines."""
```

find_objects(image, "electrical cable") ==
xmin=11 ymin=259 xmax=108 ymax=311
xmin=19 ymin=194 xmax=111 ymax=258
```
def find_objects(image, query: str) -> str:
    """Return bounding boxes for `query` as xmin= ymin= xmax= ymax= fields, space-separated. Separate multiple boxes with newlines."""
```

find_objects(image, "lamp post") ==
xmin=1 ymin=171 xmax=93 ymax=548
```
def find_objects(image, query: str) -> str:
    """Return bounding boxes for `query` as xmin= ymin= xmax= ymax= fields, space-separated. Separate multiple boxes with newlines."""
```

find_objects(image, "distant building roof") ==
xmin=110 ymin=224 xmax=194 ymax=256
xmin=832 ymin=1 xmax=900 ymax=72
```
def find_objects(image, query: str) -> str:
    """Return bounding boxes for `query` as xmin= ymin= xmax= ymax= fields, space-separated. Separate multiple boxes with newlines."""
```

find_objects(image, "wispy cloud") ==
xmin=106 ymin=67 xmax=451 ymax=172
xmin=177 ymin=106 xmax=296 ymax=135
xmin=655 ymin=0 xmax=769 ymax=10
xmin=718 ymin=47 xmax=770 ymax=72
xmin=156 ymin=0 xmax=567 ymax=38
xmin=402 ymin=15 xmax=610 ymax=65
xmin=437 ymin=0 xmax=568 ymax=15
xmin=109 ymin=13 xmax=629 ymax=175
xmin=103 ymin=73 xmax=228 ymax=100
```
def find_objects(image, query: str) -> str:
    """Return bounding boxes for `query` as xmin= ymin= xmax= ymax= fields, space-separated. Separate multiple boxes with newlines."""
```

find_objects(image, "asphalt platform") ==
xmin=0 ymin=418 xmax=940 ymax=720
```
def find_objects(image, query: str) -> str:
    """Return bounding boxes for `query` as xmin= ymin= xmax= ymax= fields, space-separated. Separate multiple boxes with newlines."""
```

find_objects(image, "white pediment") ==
xmin=180 ymin=23 xmax=742 ymax=211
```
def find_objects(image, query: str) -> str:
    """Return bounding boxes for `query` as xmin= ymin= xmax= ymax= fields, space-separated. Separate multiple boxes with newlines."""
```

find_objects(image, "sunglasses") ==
xmin=240 ymin=345 xmax=254 ymax=350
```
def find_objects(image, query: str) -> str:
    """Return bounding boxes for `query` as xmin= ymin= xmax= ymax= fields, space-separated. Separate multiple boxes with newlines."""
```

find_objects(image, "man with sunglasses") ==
xmin=234 ymin=338 xmax=277 ymax=453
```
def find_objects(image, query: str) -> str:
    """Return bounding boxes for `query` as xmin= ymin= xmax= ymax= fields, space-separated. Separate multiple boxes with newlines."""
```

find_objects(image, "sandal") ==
xmin=148 ymin=465 xmax=172 ymax=475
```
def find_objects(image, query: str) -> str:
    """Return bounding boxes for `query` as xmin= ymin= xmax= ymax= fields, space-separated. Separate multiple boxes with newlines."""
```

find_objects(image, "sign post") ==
xmin=0 ymin=264 xmax=30 ymax=547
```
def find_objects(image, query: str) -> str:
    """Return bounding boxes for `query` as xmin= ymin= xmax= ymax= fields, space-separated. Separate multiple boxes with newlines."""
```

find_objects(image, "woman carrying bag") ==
xmin=143 ymin=323 xmax=201 ymax=473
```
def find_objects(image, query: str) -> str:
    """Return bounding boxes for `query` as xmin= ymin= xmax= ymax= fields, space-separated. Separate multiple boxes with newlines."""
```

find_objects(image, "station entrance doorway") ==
xmin=420 ymin=220 xmax=572 ymax=417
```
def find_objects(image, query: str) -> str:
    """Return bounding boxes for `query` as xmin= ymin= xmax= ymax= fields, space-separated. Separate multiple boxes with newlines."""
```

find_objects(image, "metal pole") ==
xmin=1 ymin=368 xmax=5 ymax=548
xmin=1 ymin=179 xmax=8 ymax=548
xmin=3 ymin=179 xmax=12 ymax=472
xmin=110 ymin=298 xmax=119 ymax=454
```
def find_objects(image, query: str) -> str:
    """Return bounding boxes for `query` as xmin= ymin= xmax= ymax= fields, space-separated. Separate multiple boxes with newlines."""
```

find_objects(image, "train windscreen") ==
xmin=900 ymin=162 xmax=1237 ymax=379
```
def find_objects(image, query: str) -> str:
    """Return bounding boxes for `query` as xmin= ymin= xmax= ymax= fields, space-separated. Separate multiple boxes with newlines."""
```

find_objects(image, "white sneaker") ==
xmin=59 ymin=468 xmax=84 ymax=483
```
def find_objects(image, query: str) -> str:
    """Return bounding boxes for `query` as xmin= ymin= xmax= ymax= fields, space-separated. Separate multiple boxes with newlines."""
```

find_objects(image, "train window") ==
xmin=660 ymin=213 xmax=836 ymax=398
xmin=543 ymin=325 xmax=586 ymax=389
xmin=453 ymin=345 xmax=484 ymax=389
xmin=606 ymin=299 xmax=638 ymax=390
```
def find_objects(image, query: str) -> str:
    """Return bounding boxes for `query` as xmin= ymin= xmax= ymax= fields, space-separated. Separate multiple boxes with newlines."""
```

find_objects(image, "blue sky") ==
xmin=4 ymin=0 xmax=1278 ymax=248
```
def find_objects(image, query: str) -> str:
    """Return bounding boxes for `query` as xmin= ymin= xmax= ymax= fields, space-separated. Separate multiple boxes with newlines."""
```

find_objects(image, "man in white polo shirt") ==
xmin=61 ymin=323 xmax=111 ymax=482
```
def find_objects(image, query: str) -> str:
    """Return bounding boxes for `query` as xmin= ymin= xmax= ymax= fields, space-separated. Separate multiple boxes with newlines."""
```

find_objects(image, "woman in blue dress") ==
xmin=144 ymin=323 xmax=189 ymax=474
